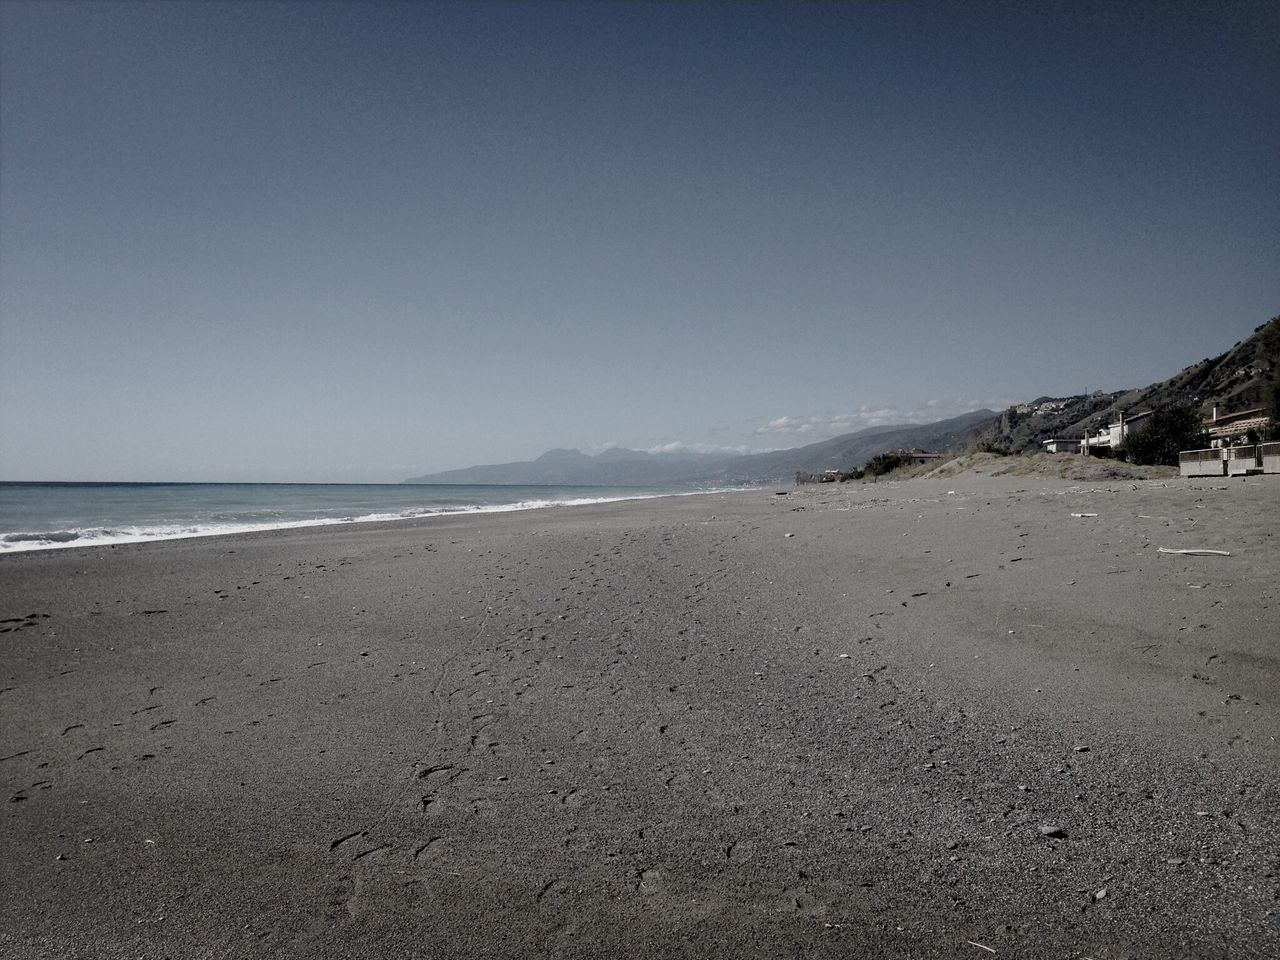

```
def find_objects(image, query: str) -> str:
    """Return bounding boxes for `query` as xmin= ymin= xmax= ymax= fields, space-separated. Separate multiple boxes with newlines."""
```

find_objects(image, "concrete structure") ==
xmin=1179 ymin=448 xmax=1226 ymax=477
xmin=1227 ymin=445 xmax=1263 ymax=476
xmin=1263 ymin=442 xmax=1280 ymax=474
xmin=1042 ymin=438 xmax=1081 ymax=454
xmin=1181 ymin=442 xmax=1280 ymax=477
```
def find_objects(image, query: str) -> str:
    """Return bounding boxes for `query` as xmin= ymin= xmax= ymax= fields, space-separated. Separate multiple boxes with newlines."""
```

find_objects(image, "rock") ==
xmin=1073 ymin=745 xmax=1090 ymax=753
xmin=1038 ymin=824 xmax=1068 ymax=839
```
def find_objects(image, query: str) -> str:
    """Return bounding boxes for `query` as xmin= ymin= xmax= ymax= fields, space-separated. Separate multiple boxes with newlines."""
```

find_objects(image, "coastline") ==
xmin=2 ymin=474 xmax=1277 ymax=957
xmin=0 ymin=483 xmax=748 ymax=554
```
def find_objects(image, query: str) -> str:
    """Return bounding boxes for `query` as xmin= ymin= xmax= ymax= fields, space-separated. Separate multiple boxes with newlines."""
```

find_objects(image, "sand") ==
xmin=1 ymin=471 xmax=1277 ymax=958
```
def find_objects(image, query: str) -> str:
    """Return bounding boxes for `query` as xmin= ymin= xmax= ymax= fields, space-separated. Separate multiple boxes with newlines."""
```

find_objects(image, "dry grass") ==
xmin=920 ymin=451 xmax=1178 ymax=482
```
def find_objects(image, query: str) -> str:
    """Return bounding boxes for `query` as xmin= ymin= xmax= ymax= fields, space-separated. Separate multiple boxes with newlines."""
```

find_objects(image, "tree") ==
xmin=1118 ymin=404 xmax=1209 ymax=465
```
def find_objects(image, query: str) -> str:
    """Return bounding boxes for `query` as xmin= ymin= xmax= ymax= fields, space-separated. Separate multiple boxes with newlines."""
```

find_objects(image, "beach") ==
xmin=2 ymin=471 xmax=1277 ymax=959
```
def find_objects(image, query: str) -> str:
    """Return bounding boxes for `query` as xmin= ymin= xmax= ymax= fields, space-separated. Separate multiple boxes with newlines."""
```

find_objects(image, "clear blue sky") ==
xmin=2 ymin=1 xmax=1276 ymax=482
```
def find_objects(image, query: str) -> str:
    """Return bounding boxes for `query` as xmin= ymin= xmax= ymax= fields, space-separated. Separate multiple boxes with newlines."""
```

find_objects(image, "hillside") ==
xmin=705 ymin=410 xmax=994 ymax=482
xmin=965 ymin=316 xmax=1280 ymax=451
xmin=406 ymin=316 xmax=1278 ymax=485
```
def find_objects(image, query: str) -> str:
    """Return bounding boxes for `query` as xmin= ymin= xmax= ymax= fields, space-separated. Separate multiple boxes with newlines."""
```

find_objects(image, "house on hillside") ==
xmin=1081 ymin=410 xmax=1155 ymax=453
xmin=901 ymin=450 xmax=944 ymax=464
xmin=1203 ymin=406 xmax=1271 ymax=446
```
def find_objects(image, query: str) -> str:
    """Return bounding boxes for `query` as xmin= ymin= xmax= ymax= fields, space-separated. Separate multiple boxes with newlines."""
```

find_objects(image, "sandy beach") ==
xmin=2 ymin=470 xmax=1277 ymax=959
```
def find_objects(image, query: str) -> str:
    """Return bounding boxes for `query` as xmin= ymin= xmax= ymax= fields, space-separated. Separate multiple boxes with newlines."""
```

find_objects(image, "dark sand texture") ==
xmin=2 ymin=473 xmax=1278 ymax=958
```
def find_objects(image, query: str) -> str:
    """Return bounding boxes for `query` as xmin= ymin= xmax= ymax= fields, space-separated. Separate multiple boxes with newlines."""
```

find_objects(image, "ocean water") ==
xmin=0 ymin=482 xmax=721 ymax=553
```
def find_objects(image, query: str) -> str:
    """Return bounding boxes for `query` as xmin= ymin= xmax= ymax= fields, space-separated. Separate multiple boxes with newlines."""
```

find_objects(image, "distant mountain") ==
xmin=404 ymin=445 xmax=730 ymax=486
xmin=698 ymin=410 xmax=997 ymax=482
xmin=403 ymin=410 xmax=996 ymax=486
xmin=406 ymin=317 xmax=1279 ymax=486
xmin=963 ymin=315 xmax=1280 ymax=451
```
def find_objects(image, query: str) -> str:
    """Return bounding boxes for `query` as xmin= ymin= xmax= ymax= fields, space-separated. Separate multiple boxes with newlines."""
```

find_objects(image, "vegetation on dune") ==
xmin=863 ymin=451 xmax=913 ymax=477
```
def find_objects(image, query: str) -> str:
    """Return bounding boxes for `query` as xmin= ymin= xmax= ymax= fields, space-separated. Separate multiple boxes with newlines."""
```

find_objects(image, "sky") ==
xmin=1 ymin=1 xmax=1276 ymax=482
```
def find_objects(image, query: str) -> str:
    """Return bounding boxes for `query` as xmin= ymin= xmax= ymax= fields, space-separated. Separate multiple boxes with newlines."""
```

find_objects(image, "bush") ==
xmin=1118 ymin=404 xmax=1209 ymax=465
xmin=973 ymin=440 xmax=1010 ymax=456
xmin=864 ymin=452 xmax=912 ymax=477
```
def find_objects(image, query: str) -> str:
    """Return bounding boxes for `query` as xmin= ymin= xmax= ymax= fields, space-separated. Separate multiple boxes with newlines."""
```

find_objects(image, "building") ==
xmin=1203 ymin=406 xmax=1271 ymax=446
xmin=1042 ymin=438 xmax=1081 ymax=454
xmin=1081 ymin=410 xmax=1155 ymax=453
xmin=901 ymin=450 xmax=945 ymax=464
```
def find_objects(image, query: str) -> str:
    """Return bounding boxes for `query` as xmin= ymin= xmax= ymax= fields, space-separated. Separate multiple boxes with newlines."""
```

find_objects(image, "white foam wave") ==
xmin=0 ymin=489 xmax=739 ymax=553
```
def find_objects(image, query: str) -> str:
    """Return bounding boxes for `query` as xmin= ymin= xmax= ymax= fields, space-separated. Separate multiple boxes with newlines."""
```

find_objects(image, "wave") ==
xmin=0 ymin=489 xmax=733 ymax=553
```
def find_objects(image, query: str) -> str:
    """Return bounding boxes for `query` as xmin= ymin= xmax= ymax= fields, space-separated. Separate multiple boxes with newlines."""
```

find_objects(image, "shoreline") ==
xmin=0 ymin=484 xmax=754 ymax=555
xmin=2 ymin=473 xmax=1277 ymax=957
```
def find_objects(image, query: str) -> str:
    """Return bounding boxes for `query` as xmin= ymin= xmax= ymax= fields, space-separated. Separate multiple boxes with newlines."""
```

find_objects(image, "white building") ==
xmin=1042 ymin=438 xmax=1081 ymax=454
xmin=1082 ymin=410 xmax=1155 ymax=453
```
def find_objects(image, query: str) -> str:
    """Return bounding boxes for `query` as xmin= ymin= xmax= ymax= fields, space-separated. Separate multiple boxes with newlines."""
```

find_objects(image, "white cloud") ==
xmin=646 ymin=440 xmax=755 ymax=456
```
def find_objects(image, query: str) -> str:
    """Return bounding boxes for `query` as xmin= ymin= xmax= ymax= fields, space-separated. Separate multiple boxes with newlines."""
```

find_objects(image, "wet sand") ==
xmin=2 ymin=472 xmax=1278 ymax=958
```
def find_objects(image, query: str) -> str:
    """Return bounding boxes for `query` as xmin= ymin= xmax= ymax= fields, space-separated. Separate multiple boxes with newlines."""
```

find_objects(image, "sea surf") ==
xmin=0 ymin=481 xmax=732 ymax=553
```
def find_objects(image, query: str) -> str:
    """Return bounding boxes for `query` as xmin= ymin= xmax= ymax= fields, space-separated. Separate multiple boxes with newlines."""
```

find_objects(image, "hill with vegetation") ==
xmin=963 ymin=316 xmax=1280 ymax=452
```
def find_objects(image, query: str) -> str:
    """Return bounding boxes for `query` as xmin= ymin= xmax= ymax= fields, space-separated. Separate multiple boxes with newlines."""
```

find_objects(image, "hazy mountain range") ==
xmin=404 ymin=316 xmax=1278 ymax=486
xmin=404 ymin=410 xmax=995 ymax=486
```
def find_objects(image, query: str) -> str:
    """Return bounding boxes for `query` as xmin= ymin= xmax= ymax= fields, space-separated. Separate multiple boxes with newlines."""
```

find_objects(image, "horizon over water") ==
xmin=0 ymin=481 xmax=737 ymax=553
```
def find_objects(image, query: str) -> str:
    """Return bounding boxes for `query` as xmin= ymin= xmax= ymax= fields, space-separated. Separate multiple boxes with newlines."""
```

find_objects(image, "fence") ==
xmin=1179 ymin=448 xmax=1225 ymax=477
xmin=1227 ymin=445 xmax=1262 ymax=476
xmin=1262 ymin=442 xmax=1280 ymax=474
xmin=1182 ymin=443 xmax=1280 ymax=477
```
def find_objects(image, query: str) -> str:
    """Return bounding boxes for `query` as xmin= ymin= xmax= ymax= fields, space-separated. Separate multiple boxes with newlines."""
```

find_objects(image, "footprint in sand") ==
xmin=726 ymin=840 xmax=755 ymax=863
xmin=413 ymin=837 xmax=447 ymax=862
xmin=329 ymin=830 xmax=367 ymax=853
xmin=537 ymin=878 xmax=568 ymax=902
xmin=636 ymin=868 xmax=664 ymax=895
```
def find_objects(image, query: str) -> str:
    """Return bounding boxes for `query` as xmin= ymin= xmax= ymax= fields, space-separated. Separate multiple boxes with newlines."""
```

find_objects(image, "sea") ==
xmin=0 ymin=481 xmax=731 ymax=553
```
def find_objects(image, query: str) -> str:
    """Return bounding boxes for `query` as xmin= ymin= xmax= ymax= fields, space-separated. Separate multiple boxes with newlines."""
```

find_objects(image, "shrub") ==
xmin=973 ymin=440 xmax=1010 ymax=456
xmin=1118 ymin=404 xmax=1209 ymax=465
xmin=864 ymin=451 xmax=912 ymax=477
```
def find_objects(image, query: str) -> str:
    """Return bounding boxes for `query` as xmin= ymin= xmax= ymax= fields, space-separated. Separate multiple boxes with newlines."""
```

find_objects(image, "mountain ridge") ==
xmin=404 ymin=410 xmax=995 ymax=486
xmin=404 ymin=316 xmax=1279 ymax=485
